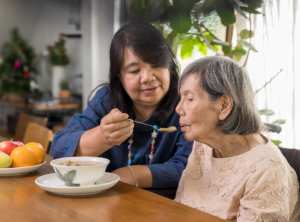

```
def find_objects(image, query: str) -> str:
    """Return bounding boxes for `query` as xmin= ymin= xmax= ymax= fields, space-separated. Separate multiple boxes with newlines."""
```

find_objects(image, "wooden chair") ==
xmin=23 ymin=122 xmax=54 ymax=153
xmin=52 ymin=124 xmax=65 ymax=134
xmin=14 ymin=113 xmax=48 ymax=141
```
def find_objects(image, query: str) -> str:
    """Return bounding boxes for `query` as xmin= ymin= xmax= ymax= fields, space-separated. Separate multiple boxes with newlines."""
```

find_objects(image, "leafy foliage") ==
xmin=60 ymin=79 xmax=69 ymax=90
xmin=0 ymin=28 xmax=37 ymax=94
xmin=128 ymin=0 xmax=262 ymax=62
xmin=271 ymin=140 xmax=282 ymax=146
xmin=47 ymin=34 xmax=70 ymax=66
xmin=129 ymin=1 xmax=286 ymax=144
xmin=260 ymin=109 xmax=285 ymax=145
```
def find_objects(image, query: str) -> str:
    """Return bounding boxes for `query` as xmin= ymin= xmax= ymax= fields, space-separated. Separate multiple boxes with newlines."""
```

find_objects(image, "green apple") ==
xmin=0 ymin=151 xmax=12 ymax=168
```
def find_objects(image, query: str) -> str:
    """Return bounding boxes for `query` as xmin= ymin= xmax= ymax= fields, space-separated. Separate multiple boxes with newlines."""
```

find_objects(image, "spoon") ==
xmin=133 ymin=120 xmax=177 ymax=133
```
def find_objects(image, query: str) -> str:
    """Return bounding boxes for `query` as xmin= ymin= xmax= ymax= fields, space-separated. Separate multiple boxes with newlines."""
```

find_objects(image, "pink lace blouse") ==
xmin=175 ymin=140 xmax=300 ymax=222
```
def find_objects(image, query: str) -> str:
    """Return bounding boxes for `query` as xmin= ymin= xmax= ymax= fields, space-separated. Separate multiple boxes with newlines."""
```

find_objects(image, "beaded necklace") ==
xmin=127 ymin=125 xmax=159 ymax=166
xmin=127 ymin=135 xmax=134 ymax=166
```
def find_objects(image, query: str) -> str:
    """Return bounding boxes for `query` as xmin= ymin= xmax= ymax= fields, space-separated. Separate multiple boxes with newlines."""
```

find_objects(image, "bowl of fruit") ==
xmin=0 ymin=140 xmax=46 ymax=176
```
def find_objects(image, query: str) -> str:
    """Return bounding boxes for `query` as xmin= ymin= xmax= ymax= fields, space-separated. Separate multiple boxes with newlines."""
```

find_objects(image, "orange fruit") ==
xmin=24 ymin=142 xmax=45 ymax=164
xmin=10 ymin=146 xmax=37 ymax=167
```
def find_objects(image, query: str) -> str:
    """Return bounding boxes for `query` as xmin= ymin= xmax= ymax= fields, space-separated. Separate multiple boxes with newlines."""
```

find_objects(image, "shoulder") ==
xmin=244 ymin=141 xmax=298 ymax=189
xmin=86 ymin=85 xmax=112 ymax=113
xmin=92 ymin=85 xmax=110 ymax=102
xmin=88 ymin=85 xmax=110 ymax=106
xmin=239 ymin=142 xmax=299 ymax=221
xmin=248 ymin=141 xmax=292 ymax=171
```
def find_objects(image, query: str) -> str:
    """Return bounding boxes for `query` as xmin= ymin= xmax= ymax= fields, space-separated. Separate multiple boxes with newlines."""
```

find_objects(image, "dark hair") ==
xmin=179 ymin=56 xmax=263 ymax=135
xmin=108 ymin=22 xmax=179 ymax=126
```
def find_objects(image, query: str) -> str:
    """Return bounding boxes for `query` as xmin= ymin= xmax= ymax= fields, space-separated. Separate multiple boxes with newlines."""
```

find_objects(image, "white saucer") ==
xmin=0 ymin=161 xmax=46 ymax=177
xmin=35 ymin=172 xmax=120 ymax=196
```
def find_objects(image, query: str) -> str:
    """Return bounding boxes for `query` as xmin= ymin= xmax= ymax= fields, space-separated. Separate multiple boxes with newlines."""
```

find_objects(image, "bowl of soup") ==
xmin=50 ymin=156 xmax=110 ymax=187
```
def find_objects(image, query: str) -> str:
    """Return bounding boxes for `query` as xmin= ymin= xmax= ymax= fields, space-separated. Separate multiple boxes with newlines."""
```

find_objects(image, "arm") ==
xmin=50 ymin=87 xmax=133 ymax=158
xmin=113 ymin=165 xmax=152 ymax=187
xmin=237 ymin=164 xmax=299 ymax=222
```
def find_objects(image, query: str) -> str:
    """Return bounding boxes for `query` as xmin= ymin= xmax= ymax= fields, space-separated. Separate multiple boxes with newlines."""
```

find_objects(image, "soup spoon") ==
xmin=133 ymin=120 xmax=177 ymax=133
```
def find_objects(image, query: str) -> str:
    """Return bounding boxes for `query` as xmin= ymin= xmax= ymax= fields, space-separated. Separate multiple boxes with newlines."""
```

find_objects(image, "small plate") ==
xmin=35 ymin=172 xmax=120 ymax=196
xmin=0 ymin=161 xmax=46 ymax=177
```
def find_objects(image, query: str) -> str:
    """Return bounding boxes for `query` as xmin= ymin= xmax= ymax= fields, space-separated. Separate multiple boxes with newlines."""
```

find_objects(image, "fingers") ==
xmin=102 ymin=108 xmax=129 ymax=125
xmin=101 ymin=119 xmax=133 ymax=135
xmin=105 ymin=126 xmax=133 ymax=146
xmin=101 ymin=108 xmax=133 ymax=131
xmin=99 ymin=109 xmax=134 ymax=146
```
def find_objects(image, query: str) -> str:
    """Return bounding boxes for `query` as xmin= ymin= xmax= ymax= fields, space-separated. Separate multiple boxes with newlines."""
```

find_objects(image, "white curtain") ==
xmin=247 ymin=0 xmax=300 ymax=148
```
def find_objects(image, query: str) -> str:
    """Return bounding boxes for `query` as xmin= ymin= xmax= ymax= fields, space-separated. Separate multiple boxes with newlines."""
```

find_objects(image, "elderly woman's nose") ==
xmin=176 ymin=100 xmax=185 ymax=116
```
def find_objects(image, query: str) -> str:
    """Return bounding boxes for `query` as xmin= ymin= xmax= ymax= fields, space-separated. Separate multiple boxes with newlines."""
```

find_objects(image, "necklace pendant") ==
xmin=128 ymin=159 xmax=132 ymax=165
xmin=149 ymin=142 xmax=155 ymax=163
xmin=148 ymin=153 xmax=153 ymax=163
xmin=148 ymin=129 xmax=158 ymax=163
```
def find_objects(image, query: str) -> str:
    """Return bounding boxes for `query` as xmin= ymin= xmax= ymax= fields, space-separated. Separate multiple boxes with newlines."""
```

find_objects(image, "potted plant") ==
xmin=47 ymin=34 xmax=70 ymax=99
xmin=59 ymin=79 xmax=71 ymax=104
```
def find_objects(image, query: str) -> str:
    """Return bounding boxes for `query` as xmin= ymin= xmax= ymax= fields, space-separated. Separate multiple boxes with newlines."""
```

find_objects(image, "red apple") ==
xmin=0 ymin=141 xmax=23 ymax=155
xmin=14 ymin=141 xmax=24 ymax=147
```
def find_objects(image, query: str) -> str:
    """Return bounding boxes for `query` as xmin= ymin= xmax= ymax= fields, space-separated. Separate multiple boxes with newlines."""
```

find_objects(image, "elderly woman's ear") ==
xmin=218 ymin=94 xmax=233 ymax=121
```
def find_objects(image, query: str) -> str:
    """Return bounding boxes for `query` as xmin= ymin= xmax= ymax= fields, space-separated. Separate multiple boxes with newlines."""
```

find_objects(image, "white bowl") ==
xmin=50 ymin=156 xmax=110 ymax=187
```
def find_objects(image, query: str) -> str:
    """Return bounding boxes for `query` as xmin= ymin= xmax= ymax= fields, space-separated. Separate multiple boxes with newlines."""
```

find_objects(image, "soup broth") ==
xmin=60 ymin=160 xmax=99 ymax=166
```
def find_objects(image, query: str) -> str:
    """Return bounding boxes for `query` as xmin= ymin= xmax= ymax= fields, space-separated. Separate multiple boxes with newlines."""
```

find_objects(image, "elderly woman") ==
xmin=175 ymin=56 xmax=299 ymax=221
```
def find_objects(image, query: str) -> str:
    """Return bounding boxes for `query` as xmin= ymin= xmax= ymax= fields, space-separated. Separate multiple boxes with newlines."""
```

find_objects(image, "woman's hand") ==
xmin=76 ymin=108 xmax=133 ymax=156
xmin=99 ymin=108 xmax=134 ymax=146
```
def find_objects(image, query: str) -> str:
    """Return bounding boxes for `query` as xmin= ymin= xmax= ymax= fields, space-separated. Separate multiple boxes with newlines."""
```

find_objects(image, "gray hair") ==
xmin=179 ymin=56 xmax=263 ymax=135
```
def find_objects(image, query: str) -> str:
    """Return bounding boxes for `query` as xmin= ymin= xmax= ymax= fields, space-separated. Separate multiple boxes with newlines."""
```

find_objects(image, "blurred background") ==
xmin=0 ymin=0 xmax=299 ymax=149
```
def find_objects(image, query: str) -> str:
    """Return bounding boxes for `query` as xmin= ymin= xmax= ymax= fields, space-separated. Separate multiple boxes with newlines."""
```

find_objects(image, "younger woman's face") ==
xmin=120 ymin=47 xmax=170 ymax=110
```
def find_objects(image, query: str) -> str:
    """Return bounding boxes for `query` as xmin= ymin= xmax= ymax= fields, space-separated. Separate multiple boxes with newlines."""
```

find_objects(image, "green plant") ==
xmin=47 ymin=34 xmax=70 ymax=66
xmin=129 ymin=1 xmax=286 ymax=145
xmin=129 ymin=0 xmax=262 ymax=64
xmin=259 ymin=109 xmax=286 ymax=146
xmin=60 ymin=79 xmax=69 ymax=90
xmin=0 ymin=28 xmax=37 ymax=94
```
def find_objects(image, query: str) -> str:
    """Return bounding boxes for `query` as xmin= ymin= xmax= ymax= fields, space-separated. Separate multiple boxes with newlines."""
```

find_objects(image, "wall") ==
xmin=82 ymin=0 xmax=114 ymax=107
xmin=0 ymin=0 xmax=115 ymax=108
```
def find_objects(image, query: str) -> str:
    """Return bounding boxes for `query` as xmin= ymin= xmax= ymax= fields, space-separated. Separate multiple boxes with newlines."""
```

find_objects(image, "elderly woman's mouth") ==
xmin=179 ymin=123 xmax=190 ymax=131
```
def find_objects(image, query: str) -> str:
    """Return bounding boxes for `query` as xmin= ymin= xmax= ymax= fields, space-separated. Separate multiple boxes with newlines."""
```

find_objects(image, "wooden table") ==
xmin=0 ymin=156 xmax=227 ymax=222
xmin=1 ymin=98 xmax=81 ymax=132
xmin=0 ymin=99 xmax=81 ymax=112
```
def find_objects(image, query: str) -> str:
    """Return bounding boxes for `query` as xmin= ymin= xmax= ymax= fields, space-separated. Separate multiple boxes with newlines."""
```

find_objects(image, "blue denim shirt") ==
xmin=50 ymin=86 xmax=193 ymax=188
